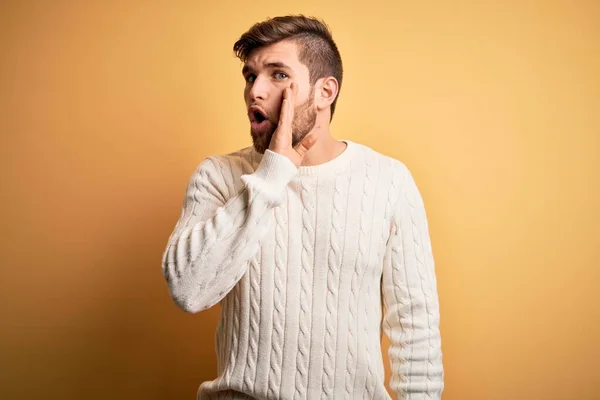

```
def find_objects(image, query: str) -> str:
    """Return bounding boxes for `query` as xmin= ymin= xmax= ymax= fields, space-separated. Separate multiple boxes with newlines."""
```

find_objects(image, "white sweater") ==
xmin=162 ymin=140 xmax=444 ymax=400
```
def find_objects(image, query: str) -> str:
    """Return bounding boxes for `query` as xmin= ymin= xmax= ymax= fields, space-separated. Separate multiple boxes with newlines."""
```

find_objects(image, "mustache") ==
xmin=249 ymin=94 xmax=314 ymax=122
xmin=249 ymin=105 xmax=277 ymax=122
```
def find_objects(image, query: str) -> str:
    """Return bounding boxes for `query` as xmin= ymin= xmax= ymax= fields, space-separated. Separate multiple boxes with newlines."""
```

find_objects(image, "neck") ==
xmin=300 ymin=123 xmax=347 ymax=167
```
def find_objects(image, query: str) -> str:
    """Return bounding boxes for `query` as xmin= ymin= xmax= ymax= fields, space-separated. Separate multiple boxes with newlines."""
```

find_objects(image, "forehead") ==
xmin=244 ymin=40 xmax=302 ymax=70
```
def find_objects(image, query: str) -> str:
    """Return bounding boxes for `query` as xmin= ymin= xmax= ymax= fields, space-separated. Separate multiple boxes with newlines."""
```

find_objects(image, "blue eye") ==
xmin=274 ymin=72 xmax=288 ymax=80
xmin=246 ymin=74 xmax=256 ymax=83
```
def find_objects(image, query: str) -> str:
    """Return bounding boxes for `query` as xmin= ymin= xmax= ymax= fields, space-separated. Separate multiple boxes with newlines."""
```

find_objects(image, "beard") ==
xmin=250 ymin=89 xmax=317 ymax=154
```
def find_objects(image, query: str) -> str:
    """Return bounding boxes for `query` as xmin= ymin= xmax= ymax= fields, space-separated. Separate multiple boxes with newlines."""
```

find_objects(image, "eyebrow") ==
xmin=242 ymin=61 xmax=292 ymax=75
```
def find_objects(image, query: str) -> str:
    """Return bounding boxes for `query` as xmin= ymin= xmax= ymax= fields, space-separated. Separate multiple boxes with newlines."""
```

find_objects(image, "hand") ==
xmin=268 ymin=82 xmax=317 ymax=167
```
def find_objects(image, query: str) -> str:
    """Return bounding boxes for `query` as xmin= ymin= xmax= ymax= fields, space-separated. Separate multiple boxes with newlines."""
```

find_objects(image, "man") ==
xmin=162 ymin=15 xmax=444 ymax=400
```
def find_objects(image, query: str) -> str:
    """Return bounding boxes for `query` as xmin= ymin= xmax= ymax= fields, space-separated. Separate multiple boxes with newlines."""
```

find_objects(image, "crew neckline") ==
xmin=296 ymin=139 xmax=357 ymax=176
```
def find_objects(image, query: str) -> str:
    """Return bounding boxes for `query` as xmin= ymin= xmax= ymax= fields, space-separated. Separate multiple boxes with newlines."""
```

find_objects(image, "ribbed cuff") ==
xmin=241 ymin=150 xmax=298 ymax=206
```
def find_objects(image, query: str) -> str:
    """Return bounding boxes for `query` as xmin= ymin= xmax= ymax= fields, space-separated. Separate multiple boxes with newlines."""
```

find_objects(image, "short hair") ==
xmin=233 ymin=15 xmax=343 ymax=119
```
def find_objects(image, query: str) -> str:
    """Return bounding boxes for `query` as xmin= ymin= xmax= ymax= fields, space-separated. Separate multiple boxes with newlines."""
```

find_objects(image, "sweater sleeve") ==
xmin=162 ymin=150 xmax=298 ymax=313
xmin=381 ymin=165 xmax=444 ymax=399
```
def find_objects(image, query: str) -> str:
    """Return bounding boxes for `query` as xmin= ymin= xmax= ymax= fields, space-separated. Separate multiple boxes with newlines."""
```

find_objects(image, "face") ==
xmin=242 ymin=40 xmax=317 ymax=154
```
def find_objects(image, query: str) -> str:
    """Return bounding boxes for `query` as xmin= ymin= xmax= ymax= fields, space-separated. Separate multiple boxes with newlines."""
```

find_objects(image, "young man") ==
xmin=162 ymin=15 xmax=444 ymax=400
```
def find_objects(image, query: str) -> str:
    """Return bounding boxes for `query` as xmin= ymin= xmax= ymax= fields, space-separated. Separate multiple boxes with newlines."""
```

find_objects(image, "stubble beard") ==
xmin=251 ymin=93 xmax=317 ymax=154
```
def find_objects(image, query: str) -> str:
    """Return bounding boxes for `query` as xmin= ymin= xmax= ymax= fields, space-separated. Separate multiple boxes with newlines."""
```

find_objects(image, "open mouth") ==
xmin=249 ymin=107 xmax=271 ymax=134
xmin=253 ymin=110 xmax=266 ymax=123
xmin=249 ymin=107 xmax=268 ymax=123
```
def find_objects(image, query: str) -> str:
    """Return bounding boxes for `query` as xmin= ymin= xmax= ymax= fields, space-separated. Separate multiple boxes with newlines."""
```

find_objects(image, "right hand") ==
xmin=268 ymin=82 xmax=317 ymax=168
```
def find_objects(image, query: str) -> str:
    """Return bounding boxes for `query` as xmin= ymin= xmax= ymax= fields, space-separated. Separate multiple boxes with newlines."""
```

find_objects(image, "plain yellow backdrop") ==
xmin=1 ymin=1 xmax=599 ymax=399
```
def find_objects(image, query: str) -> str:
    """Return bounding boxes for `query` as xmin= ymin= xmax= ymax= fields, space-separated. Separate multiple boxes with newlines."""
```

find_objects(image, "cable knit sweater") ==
xmin=162 ymin=140 xmax=444 ymax=400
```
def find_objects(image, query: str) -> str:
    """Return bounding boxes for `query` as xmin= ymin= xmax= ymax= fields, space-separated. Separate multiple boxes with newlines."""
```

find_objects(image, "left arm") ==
xmin=382 ymin=165 xmax=444 ymax=399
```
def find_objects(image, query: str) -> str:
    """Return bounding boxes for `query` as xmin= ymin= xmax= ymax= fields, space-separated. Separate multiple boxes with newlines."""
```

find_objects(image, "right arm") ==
xmin=163 ymin=82 xmax=315 ymax=313
xmin=161 ymin=150 xmax=297 ymax=313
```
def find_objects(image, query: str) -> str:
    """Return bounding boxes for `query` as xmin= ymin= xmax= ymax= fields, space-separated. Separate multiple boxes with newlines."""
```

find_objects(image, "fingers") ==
xmin=278 ymin=87 xmax=287 ymax=126
xmin=269 ymin=82 xmax=318 ymax=165
xmin=294 ymin=132 xmax=318 ymax=157
xmin=286 ymin=83 xmax=296 ymax=126
xmin=277 ymin=83 xmax=295 ymax=139
xmin=290 ymin=80 xmax=298 ymax=102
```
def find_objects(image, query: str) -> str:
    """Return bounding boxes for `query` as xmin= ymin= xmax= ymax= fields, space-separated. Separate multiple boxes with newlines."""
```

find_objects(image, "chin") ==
xmin=251 ymin=131 xmax=271 ymax=154
xmin=252 ymin=143 xmax=266 ymax=154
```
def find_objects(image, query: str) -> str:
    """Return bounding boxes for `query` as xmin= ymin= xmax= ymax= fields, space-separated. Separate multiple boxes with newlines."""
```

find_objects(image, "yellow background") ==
xmin=1 ymin=1 xmax=599 ymax=399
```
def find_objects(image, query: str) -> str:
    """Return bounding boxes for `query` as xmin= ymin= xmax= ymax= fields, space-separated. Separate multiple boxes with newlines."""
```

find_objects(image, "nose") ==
xmin=247 ymin=75 xmax=269 ymax=103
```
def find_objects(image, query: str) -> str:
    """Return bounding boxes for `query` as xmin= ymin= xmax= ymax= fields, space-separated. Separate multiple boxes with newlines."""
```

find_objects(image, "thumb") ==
xmin=294 ymin=133 xmax=318 ymax=159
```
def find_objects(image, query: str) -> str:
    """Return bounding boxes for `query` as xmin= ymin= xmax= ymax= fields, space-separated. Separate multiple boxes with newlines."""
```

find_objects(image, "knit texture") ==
xmin=162 ymin=140 xmax=444 ymax=399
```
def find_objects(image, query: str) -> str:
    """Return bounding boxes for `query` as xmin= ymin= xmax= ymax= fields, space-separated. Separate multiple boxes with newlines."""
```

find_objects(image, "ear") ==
xmin=315 ymin=76 xmax=339 ymax=112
